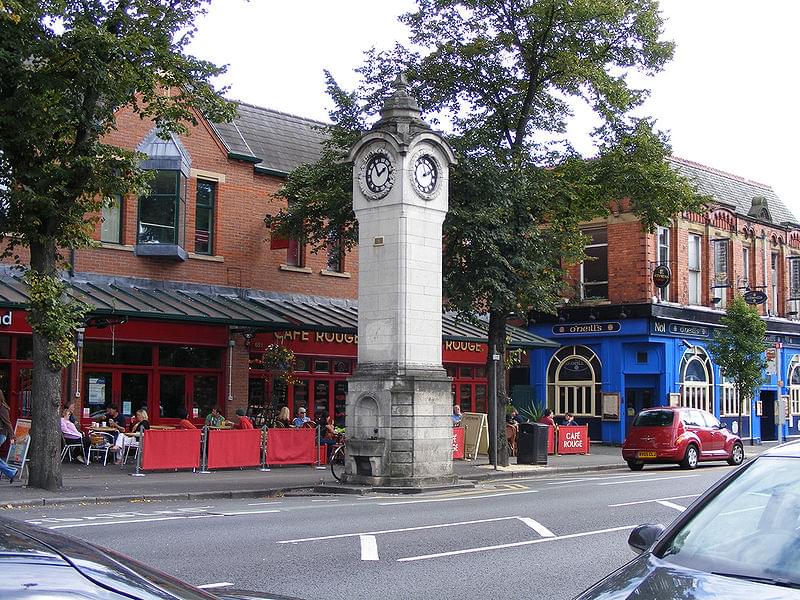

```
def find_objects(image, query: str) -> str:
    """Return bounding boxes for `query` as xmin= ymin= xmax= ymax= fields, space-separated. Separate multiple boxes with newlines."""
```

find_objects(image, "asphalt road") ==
xmin=7 ymin=463 xmax=738 ymax=600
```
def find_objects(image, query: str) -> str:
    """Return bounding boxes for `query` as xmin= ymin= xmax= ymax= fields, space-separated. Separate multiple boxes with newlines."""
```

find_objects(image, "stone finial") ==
xmin=373 ymin=70 xmax=429 ymax=133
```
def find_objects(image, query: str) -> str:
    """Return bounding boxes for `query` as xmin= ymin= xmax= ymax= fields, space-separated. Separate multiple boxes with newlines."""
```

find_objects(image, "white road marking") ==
xmin=598 ymin=474 xmax=699 ymax=486
xmin=609 ymin=494 xmax=698 ymax=507
xmin=247 ymin=501 xmax=283 ymax=506
xmin=47 ymin=509 xmax=280 ymax=529
xmin=360 ymin=535 xmax=379 ymax=561
xmin=378 ymin=489 xmax=538 ymax=506
xmin=198 ymin=582 xmax=234 ymax=589
xmin=655 ymin=500 xmax=686 ymax=512
xmin=311 ymin=499 xmax=341 ymax=503
xmin=517 ymin=517 xmax=555 ymax=537
xmin=277 ymin=516 xmax=523 ymax=543
xmin=398 ymin=525 xmax=635 ymax=562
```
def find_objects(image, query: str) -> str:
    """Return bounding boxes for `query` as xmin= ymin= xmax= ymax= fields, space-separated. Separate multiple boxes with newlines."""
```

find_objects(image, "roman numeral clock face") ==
xmin=359 ymin=149 xmax=395 ymax=200
xmin=410 ymin=150 xmax=442 ymax=200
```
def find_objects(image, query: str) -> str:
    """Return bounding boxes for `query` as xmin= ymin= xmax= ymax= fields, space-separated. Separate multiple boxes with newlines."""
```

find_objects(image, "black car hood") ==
xmin=576 ymin=553 xmax=800 ymax=600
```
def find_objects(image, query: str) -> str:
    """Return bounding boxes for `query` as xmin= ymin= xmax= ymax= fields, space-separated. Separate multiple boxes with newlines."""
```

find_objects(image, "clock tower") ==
xmin=345 ymin=74 xmax=457 ymax=487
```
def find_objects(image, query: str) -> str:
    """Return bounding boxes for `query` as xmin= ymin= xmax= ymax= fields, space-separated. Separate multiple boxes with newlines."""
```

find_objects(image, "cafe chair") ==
xmin=86 ymin=432 xmax=115 ymax=466
xmin=122 ymin=442 xmax=139 ymax=466
xmin=61 ymin=433 xmax=84 ymax=463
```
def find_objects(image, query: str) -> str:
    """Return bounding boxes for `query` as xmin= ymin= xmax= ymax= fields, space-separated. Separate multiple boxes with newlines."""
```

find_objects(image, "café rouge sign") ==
xmin=254 ymin=330 xmax=485 ymax=353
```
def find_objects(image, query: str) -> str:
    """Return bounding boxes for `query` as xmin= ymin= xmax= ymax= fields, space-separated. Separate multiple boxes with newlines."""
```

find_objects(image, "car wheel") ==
xmin=680 ymin=444 xmax=698 ymax=469
xmin=727 ymin=442 xmax=744 ymax=466
xmin=627 ymin=461 xmax=644 ymax=471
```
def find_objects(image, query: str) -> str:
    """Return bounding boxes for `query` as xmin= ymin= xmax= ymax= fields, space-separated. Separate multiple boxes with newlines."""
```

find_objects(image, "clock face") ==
xmin=363 ymin=152 xmax=394 ymax=197
xmin=414 ymin=155 xmax=438 ymax=195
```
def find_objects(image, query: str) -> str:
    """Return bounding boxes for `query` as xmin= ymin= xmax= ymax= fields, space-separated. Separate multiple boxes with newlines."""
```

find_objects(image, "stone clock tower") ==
xmin=344 ymin=74 xmax=457 ymax=487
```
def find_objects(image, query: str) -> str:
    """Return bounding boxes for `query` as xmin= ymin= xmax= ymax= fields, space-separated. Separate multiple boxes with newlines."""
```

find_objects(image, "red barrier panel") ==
xmin=547 ymin=425 xmax=555 ymax=455
xmin=452 ymin=427 xmax=465 ymax=460
xmin=206 ymin=429 xmax=262 ymax=470
xmin=265 ymin=428 xmax=316 ymax=465
xmin=557 ymin=425 xmax=590 ymax=455
xmin=141 ymin=429 xmax=201 ymax=471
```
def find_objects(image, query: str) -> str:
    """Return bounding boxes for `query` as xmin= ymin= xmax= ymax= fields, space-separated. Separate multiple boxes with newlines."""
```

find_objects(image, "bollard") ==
xmin=199 ymin=427 xmax=211 ymax=474
xmin=259 ymin=426 xmax=271 ymax=472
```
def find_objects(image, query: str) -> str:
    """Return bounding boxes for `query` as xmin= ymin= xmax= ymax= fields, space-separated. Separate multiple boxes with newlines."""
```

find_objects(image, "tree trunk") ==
xmin=27 ymin=239 xmax=64 ymax=491
xmin=487 ymin=310 xmax=509 ymax=467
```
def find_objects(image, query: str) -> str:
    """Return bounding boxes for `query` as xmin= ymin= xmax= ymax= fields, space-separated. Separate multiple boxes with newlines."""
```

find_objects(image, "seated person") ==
xmin=112 ymin=408 xmax=150 ymax=464
xmin=104 ymin=405 xmax=127 ymax=431
xmin=64 ymin=401 xmax=78 ymax=425
xmin=538 ymin=408 xmax=556 ymax=427
xmin=275 ymin=406 xmax=292 ymax=428
xmin=204 ymin=407 xmax=226 ymax=428
xmin=561 ymin=413 xmax=578 ymax=426
xmin=292 ymin=407 xmax=309 ymax=428
xmin=60 ymin=407 xmax=89 ymax=460
xmin=318 ymin=412 xmax=338 ymax=459
xmin=452 ymin=405 xmax=462 ymax=425
xmin=176 ymin=407 xmax=197 ymax=430
xmin=234 ymin=408 xmax=254 ymax=429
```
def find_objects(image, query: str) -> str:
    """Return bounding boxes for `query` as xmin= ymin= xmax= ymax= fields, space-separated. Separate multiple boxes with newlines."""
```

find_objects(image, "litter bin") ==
xmin=517 ymin=422 xmax=548 ymax=465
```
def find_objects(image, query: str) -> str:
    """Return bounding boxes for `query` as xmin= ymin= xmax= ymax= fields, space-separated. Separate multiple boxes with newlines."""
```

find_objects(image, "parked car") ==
xmin=622 ymin=406 xmax=744 ymax=470
xmin=0 ymin=514 xmax=294 ymax=599
xmin=575 ymin=440 xmax=800 ymax=599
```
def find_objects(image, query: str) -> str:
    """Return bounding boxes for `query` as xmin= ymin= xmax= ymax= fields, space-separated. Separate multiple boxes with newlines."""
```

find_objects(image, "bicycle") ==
xmin=330 ymin=443 xmax=346 ymax=482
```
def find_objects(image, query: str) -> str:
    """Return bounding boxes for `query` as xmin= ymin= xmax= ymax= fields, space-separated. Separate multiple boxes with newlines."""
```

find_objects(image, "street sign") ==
xmin=743 ymin=290 xmax=767 ymax=305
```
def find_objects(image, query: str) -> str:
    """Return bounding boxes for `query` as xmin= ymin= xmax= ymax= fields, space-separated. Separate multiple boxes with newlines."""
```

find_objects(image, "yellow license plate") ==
xmin=638 ymin=451 xmax=657 ymax=459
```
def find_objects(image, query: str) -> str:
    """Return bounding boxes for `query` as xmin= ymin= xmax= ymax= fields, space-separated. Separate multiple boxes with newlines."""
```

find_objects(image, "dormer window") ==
xmin=748 ymin=196 xmax=771 ymax=223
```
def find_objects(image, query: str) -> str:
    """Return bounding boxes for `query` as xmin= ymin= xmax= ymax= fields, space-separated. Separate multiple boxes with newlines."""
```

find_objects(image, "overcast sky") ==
xmin=189 ymin=0 xmax=799 ymax=219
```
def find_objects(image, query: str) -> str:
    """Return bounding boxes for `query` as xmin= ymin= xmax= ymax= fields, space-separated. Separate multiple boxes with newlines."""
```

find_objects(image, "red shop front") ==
xmin=247 ymin=331 xmax=505 ymax=425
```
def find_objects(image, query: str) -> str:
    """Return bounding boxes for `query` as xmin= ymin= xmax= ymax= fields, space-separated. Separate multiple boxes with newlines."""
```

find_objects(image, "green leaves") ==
xmin=708 ymin=295 xmax=767 ymax=408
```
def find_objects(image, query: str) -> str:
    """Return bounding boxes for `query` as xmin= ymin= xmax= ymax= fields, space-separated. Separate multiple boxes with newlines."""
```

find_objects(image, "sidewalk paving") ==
xmin=0 ymin=443 xmax=771 ymax=509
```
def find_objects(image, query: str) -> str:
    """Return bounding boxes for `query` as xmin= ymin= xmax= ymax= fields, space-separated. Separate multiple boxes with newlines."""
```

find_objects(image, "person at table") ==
xmin=64 ymin=401 xmax=78 ymax=425
xmin=452 ymin=405 xmax=462 ymax=425
xmin=234 ymin=408 xmax=254 ymax=429
xmin=275 ymin=406 xmax=292 ymax=428
xmin=538 ymin=408 xmax=556 ymax=428
xmin=104 ymin=406 xmax=126 ymax=431
xmin=0 ymin=391 xmax=18 ymax=484
xmin=60 ymin=407 xmax=89 ymax=461
xmin=317 ymin=412 xmax=338 ymax=459
xmin=561 ymin=413 xmax=579 ymax=426
xmin=176 ymin=407 xmax=197 ymax=430
xmin=112 ymin=408 xmax=150 ymax=464
xmin=204 ymin=407 xmax=226 ymax=428
xmin=292 ymin=406 xmax=309 ymax=428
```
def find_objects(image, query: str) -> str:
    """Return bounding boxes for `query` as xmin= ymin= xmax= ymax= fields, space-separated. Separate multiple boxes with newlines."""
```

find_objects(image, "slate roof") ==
xmin=0 ymin=271 xmax=556 ymax=349
xmin=209 ymin=102 xmax=327 ymax=176
xmin=668 ymin=157 xmax=798 ymax=226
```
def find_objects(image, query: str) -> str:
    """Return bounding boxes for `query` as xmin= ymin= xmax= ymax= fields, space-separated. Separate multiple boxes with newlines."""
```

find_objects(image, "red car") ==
xmin=622 ymin=406 xmax=744 ymax=470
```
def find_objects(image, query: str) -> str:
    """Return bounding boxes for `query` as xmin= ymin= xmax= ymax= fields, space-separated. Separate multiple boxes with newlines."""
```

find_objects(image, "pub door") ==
xmin=625 ymin=388 xmax=654 ymax=434
xmin=760 ymin=390 xmax=777 ymax=441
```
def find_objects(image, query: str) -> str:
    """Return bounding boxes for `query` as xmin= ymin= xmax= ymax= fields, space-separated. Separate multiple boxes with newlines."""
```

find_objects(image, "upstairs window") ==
xmin=688 ymin=234 xmax=702 ymax=305
xmin=580 ymin=227 xmax=608 ymax=300
xmin=789 ymin=257 xmax=800 ymax=319
xmin=137 ymin=170 xmax=187 ymax=247
xmin=326 ymin=231 xmax=344 ymax=273
xmin=742 ymin=246 xmax=751 ymax=289
xmin=712 ymin=239 xmax=729 ymax=309
xmin=771 ymin=252 xmax=780 ymax=315
xmin=195 ymin=180 xmax=215 ymax=255
xmin=101 ymin=195 xmax=123 ymax=244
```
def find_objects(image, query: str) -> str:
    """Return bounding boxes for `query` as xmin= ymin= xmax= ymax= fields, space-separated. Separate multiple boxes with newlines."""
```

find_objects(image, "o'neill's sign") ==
xmin=552 ymin=322 xmax=621 ymax=336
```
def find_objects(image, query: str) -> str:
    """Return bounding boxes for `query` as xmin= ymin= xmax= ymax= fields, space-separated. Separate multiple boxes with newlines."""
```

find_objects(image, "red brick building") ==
xmin=528 ymin=157 xmax=800 ymax=445
xmin=0 ymin=101 xmax=548 ymax=428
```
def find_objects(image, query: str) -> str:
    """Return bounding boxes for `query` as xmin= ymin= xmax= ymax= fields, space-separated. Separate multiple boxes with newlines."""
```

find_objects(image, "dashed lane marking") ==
xmin=597 ymin=474 xmax=700 ymax=486
xmin=360 ymin=535 xmax=379 ymax=561
xmin=517 ymin=517 xmax=555 ymax=537
xmin=377 ymin=489 xmax=538 ymax=506
xmin=397 ymin=525 xmax=635 ymax=562
xmin=198 ymin=583 xmax=234 ymax=589
xmin=655 ymin=500 xmax=686 ymax=512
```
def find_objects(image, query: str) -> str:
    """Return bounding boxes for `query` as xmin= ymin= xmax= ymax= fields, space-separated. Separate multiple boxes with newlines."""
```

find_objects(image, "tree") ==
xmin=270 ymin=0 xmax=705 ymax=466
xmin=0 ymin=1 xmax=235 ymax=490
xmin=708 ymin=295 xmax=767 ymax=438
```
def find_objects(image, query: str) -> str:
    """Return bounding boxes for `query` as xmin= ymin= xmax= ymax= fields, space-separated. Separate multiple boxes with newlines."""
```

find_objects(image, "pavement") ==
xmin=0 ymin=443 xmax=772 ymax=508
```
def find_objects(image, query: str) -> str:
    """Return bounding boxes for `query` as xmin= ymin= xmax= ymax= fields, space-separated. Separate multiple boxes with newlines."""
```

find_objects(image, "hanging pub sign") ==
xmin=652 ymin=264 xmax=671 ymax=289
xmin=713 ymin=239 xmax=730 ymax=288
xmin=743 ymin=290 xmax=768 ymax=305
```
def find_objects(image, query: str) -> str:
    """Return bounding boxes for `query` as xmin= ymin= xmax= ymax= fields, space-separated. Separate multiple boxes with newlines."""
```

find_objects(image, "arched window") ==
xmin=789 ymin=355 xmax=800 ymax=415
xmin=680 ymin=346 xmax=713 ymax=412
xmin=547 ymin=345 xmax=601 ymax=417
